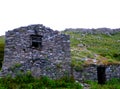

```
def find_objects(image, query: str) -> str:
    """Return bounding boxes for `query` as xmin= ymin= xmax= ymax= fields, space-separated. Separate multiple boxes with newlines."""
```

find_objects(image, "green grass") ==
xmin=0 ymin=36 xmax=4 ymax=68
xmin=1 ymin=74 xmax=120 ymax=89
xmin=86 ymin=78 xmax=120 ymax=89
xmin=0 ymin=74 xmax=83 ymax=89
xmin=63 ymin=31 xmax=120 ymax=66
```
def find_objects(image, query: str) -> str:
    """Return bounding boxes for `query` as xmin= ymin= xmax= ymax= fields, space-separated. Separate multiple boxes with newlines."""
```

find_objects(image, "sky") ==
xmin=0 ymin=0 xmax=120 ymax=35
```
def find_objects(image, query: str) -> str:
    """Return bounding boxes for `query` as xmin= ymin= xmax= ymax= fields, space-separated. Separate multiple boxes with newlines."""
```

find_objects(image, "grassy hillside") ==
xmin=0 ymin=36 xmax=4 ymax=68
xmin=63 ymin=31 xmax=120 ymax=67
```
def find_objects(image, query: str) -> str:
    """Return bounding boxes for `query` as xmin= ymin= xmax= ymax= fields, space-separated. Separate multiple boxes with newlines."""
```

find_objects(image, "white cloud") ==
xmin=0 ymin=0 xmax=120 ymax=35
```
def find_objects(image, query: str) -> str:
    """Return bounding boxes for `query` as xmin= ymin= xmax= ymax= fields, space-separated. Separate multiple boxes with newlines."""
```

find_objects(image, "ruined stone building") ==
xmin=1 ymin=24 xmax=120 ymax=84
xmin=1 ymin=24 xmax=71 ymax=79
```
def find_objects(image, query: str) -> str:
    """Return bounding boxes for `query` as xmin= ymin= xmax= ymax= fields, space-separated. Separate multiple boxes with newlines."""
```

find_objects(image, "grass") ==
xmin=1 ymin=74 xmax=120 ymax=89
xmin=0 ymin=36 xmax=4 ymax=68
xmin=63 ymin=31 xmax=120 ymax=66
xmin=0 ymin=74 xmax=83 ymax=89
xmin=86 ymin=78 xmax=120 ymax=89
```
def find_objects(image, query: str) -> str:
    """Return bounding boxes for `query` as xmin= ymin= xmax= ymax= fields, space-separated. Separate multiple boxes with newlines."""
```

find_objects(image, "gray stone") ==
xmin=78 ymin=44 xmax=84 ymax=47
xmin=1 ymin=24 xmax=71 ymax=79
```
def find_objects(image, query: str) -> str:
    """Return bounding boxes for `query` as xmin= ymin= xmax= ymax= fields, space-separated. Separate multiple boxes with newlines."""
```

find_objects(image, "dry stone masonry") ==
xmin=1 ymin=24 xmax=120 ymax=83
xmin=73 ymin=64 xmax=120 ymax=82
xmin=1 ymin=24 xmax=71 ymax=79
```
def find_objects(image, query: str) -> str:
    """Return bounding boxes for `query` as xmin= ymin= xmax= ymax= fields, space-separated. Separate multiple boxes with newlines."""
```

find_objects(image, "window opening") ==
xmin=31 ymin=35 xmax=42 ymax=49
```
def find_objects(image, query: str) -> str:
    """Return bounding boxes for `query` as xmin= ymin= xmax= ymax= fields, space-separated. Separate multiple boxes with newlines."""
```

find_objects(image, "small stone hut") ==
xmin=73 ymin=64 xmax=120 ymax=83
xmin=1 ymin=24 xmax=71 ymax=79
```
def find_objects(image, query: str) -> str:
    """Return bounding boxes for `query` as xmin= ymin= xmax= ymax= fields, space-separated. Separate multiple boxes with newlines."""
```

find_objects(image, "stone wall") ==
xmin=106 ymin=64 xmax=120 ymax=80
xmin=1 ymin=24 xmax=120 ymax=82
xmin=73 ymin=65 xmax=97 ymax=81
xmin=65 ymin=28 xmax=120 ymax=35
xmin=73 ymin=64 xmax=120 ymax=82
xmin=1 ymin=24 xmax=71 ymax=79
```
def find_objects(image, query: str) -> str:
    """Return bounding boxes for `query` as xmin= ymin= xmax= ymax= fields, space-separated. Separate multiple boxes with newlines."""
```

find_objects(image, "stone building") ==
xmin=1 ymin=24 xmax=120 ymax=84
xmin=73 ymin=64 xmax=120 ymax=84
xmin=1 ymin=24 xmax=71 ymax=79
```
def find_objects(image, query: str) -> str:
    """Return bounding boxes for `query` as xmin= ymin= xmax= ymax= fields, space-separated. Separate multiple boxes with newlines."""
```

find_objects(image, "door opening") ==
xmin=97 ymin=66 xmax=106 ymax=84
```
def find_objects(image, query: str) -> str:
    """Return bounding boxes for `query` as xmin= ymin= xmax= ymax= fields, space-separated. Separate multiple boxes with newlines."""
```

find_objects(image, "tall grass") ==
xmin=0 ymin=74 xmax=83 ymax=89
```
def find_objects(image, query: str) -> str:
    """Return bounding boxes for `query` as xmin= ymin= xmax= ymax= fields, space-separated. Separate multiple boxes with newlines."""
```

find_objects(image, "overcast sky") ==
xmin=0 ymin=0 xmax=120 ymax=35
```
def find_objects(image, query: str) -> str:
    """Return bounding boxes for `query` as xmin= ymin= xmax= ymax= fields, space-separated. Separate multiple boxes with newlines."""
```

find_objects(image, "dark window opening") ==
xmin=97 ymin=66 xmax=106 ymax=84
xmin=31 ymin=35 xmax=42 ymax=49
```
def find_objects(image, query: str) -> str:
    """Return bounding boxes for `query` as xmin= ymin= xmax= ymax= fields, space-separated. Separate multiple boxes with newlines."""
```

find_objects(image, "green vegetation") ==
xmin=0 ymin=36 xmax=4 ymax=68
xmin=0 ymin=74 xmax=82 ymax=89
xmin=1 ymin=73 xmax=120 ymax=89
xmin=1 ymin=74 xmax=120 ymax=89
xmin=64 ymin=31 xmax=120 ymax=66
xmin=86 ymin=78 xmax=120 ymax=89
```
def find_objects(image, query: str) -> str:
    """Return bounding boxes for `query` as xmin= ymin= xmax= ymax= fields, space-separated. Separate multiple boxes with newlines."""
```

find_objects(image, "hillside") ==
xmin=0 ymin=36 xmax=5 ymax=68
xmin=63 ymin=28 xmax=120 ymax=68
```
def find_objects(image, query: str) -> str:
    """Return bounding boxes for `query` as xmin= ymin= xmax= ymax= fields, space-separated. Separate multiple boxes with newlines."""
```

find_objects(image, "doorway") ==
xmin=97 ymin=66 xmax=106 ymax=84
